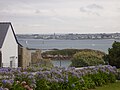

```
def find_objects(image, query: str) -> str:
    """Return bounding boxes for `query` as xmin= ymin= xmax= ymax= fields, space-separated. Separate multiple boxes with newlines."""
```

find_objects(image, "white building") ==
xmin=0 ymin=22 xmax=22 ymax=68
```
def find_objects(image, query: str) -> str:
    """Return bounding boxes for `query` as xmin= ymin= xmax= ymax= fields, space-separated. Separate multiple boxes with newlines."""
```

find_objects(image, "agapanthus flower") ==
xmin=71 ymin=83 xmax=75 ymax=87
xmin=2 ymin=80 xmax=7 ymax=84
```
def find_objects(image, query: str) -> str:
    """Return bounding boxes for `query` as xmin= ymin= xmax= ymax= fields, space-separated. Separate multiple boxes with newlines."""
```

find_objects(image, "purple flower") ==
xmin=9 ymin=79 xmax=14 ymax=84
xmin=57 ymin=78 xmax=64 ymax=83
xmin=23 ymin=72 xmax=28 ymax=75
xmin=28 ymin=75 xmax=34 ymax=79
xmin=0 ymin=87 xmax=3 ymax=90
xmin=44 ymin=71 xmax=50 ymax=75
xmin=2 ymin=80 xmax=7 ymax=84
xmin=32 ymin=79 xmax=36 ymax=84
xmin=72 ymin=84 xmax=75 ymax=87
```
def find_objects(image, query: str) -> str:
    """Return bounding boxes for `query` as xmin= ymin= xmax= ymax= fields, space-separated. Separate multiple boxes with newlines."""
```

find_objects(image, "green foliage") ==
xmin=117 ymin=69 xmax=120 ymax=80
xmin=35 ymin=79 xmax=50 ymax=90
xmin=105 ymin=41 xmax=120 ymax=68
xmin=90 ymin=72 xmax=116 ymax=87
xmin=91 ymin=73 xmax=104 ymax=86
xmin=108 ymin=72 xmax=116 ymax=83
xmin=42 ymin=49 xmax=80 ymax=56
xmin=0 ymin=65 xmax=117 ymax=90
xmin=14 ymin=72 xmax=36 ymax=89
xmin=34 ymin=65 xmax=117 ymax=90
xmin=11 ymin=82 xmax=26 ymax=90
xmin=32 ymin=59 xmax=53 ymax=68
xmin=71 ymin=50 xmax=105 ymax=67
xmin=42 ymin=49 xmax=105 ymax=58
xmin=39 ymin=59 xmax=53 ymax=67
xmin=83 ymin=76 xmax=96 ymax=89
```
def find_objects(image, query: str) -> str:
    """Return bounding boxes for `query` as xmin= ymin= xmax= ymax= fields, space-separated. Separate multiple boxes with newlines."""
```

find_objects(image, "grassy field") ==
xmin=90 ymin=81 xmax=120 ymax=90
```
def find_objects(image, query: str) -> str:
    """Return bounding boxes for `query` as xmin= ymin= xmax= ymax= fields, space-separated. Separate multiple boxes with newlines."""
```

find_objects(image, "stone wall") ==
xmin=18 ymin=46 xmax=31 ymax=68
xmin=31 ymin=50 xmax=42 ymax=64
xmin=0 ymin=51 xmax=2 ymax=67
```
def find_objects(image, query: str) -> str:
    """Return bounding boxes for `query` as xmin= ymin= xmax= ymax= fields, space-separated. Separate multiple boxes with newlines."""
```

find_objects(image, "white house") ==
xmin=0 ymin=22 xmax=22 ymax=68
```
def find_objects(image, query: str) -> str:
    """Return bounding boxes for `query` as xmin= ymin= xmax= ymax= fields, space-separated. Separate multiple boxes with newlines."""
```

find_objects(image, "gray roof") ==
xmin=0 ymin=22 xmax=22 ymax=48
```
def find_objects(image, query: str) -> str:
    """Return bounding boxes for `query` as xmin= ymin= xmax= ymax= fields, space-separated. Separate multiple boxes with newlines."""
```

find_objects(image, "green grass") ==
xmin=90 ymin=81 xmax=120 ymax=90
xmin=118 ymin=68 xmax=120 ymax=71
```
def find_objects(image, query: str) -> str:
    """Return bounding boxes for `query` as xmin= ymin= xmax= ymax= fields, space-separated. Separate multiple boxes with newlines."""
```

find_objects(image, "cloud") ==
xmin=80 ymin=4 xmax=103 ymax=16
xmin=29 ymin=24 xmax=48 ymax=27
xmin=34 ymin=9 xmax=57 ymax=17
xmin=0 ymin=0 xmax=120 ymax=34
xmin=50 ymin=17 xmax=65 ymax=23
xmin=35 ymin=10 xmax=40 ymax=14
xmin=80 ymin=7 xmax=87 ymax=12
xmin=80 ymin=7 xmax=100 ymax=16
xmin=0 ymin=9 xmax=35 ymax=16
xmin=117 ymin=8 xmax=120 ymax=12
xmin=87 ymin=4 xmax=103 ymax=9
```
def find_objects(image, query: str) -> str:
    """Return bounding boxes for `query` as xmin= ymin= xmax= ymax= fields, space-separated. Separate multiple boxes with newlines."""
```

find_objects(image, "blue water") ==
xmin=18 ymin=39 xmax=120 ymax=68
xmin=51 ymin=60 xmax=72 ymax=68
xmin=18 ymin=39 xmax=120 ymax=53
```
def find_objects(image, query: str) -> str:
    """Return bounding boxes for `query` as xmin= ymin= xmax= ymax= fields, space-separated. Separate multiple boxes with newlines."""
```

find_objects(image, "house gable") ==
xmin=0 ymin=23 xmax=9 ymax=48
xmin=0 ymin=22 xmax=22 ymax=49
xmin=0 ymin=22 xmax=22 ymax=67
xmin=1 ymin=25 xmax=18 ymax=67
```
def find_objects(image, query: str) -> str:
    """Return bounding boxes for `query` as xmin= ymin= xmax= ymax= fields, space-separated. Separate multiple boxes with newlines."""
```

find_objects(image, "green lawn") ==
xmin=91 ymin=81 xmax=120 ymax=90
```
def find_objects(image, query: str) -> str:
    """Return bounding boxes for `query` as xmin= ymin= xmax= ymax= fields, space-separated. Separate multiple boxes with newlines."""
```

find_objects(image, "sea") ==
xmin=18 ymin=39 xmax=120 ymax=68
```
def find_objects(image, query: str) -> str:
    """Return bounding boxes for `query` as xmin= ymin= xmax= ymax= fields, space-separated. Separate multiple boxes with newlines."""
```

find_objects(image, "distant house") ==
xmin=0 ymin=22 xmax=31 ymax=68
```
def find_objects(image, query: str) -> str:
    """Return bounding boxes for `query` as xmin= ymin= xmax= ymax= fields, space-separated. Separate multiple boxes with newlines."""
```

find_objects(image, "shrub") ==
xmin=11 ymin=81 xmax=26 ymax=90
xmin=42 ymin=49 xmax=105 ymax=60
xmin=42 ymin=49 xmax=80 ymax=56
xmin=14 ymin=72 xmax=36 ymax=89
xmin=83 ymin=76 xmax=95 ymax=89
xmin=105 ymin=41 xmax=120 ymax=68
xmin=0 ymin=65 xmax=117 ymax=90
xmin=117 ymin=72 xmax=120 ymax=80
xmin=71 ymin=50 xmax=105 ymax=67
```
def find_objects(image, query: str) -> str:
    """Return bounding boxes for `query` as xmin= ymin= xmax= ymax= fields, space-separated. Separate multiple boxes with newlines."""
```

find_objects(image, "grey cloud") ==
xmin=117 ymin=8 xmax=120 ymax=12
xmin=35 ymin=10 xmax=41 ymax=14
xmin=80 ymin=4 xmax=103 ymax=16
xmin=80 ymin=7 xmax=87 ymax=12
xmin=87 ymin=4 xmax=103 ymax=9
xmin=80 ymin=7 xmax=100 ymax=16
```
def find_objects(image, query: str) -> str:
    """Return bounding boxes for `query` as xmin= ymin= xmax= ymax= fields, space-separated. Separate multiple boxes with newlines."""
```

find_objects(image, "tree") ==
xmin=107 ymin=41 xmax=120 ymax=68
xmin=71 ymin=50 xmax=105 ymax=67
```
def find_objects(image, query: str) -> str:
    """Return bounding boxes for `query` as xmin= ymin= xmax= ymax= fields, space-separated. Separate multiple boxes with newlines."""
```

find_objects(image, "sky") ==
xmin=0 ymin=0 xmax=120 ymax=34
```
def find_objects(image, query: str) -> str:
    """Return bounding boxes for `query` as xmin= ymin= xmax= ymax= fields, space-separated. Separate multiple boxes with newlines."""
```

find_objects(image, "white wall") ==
xmin=1 ymin=25 xmax=18 ymax=68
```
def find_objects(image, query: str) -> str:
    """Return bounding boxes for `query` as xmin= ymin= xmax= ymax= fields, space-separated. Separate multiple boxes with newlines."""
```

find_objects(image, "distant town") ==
xmin=16 ymin=33 xmax=120 ymax=40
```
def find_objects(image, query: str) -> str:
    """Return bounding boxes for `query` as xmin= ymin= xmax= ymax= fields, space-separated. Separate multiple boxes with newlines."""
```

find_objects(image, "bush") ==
xmin=105 ymin=41 xmax=120 ymax=68
xmin=71 ymin=50 xmax=105 ymax=67
xmin=42 ymin=49 xmax=80 ymax=56
xmin=117 ymin=69 xmax=120 ymax=80
xmin=42 ymin=49 xmax=105 ymax=60
xmin=83 ymin=76 xmax=96 ymax=89
xmin=0 ymin=65 xmax=117 ymax=90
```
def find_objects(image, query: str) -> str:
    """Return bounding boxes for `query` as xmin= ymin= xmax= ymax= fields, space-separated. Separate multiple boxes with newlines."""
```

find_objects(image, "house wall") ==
xmin=1 ymin=26 xmax=18 ymax=68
